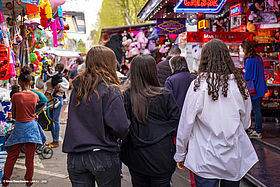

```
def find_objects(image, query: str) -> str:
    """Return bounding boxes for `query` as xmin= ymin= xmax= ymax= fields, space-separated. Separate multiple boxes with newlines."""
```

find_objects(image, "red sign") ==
xmin=185 ymin=32 xmax=253 ymax=43
xmin=230 ymin=3 xmax=242 ymax=17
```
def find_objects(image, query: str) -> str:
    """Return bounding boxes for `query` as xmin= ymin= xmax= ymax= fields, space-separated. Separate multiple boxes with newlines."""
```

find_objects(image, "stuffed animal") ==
xmin=127 ymin=42 xmax=140 ymax=58
xmin=140 ymin=49 xmax=151 ymax=55
xmin=268 ymin=0 xmax=280 ymax=11
xmin=135 ymin=30 xmax=148 ymax=50
xmin=260 ymin=12 xmax=277 ymax=23
xmin=122 ymin=31 xmax=132 ymax=47
xmin=249 ymin=0 xmax=265 ymax=23
xmin=148 ymin=27 xmax=158 ymax=40
xmin=247 ymin=21 xmax=258 ymax=32
xmin=148 ymin=40 xmax=158 ymax=52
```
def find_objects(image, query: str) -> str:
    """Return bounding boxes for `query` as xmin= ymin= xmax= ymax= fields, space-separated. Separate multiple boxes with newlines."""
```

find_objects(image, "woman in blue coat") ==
xmin=242 ymin=41 xmax=267 ymax=139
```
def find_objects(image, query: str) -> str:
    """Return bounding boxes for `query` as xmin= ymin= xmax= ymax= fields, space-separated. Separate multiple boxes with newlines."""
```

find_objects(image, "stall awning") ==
xmin=101 ymin=22 xmax=156 ymax=34
xmin=37 ymin=47 xmax=81 ymax=57
xmin=137 ymin=0 xmax=180 ymax=21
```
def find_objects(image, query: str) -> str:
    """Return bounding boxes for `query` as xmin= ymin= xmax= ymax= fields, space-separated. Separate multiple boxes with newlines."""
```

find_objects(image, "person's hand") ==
xmin=177 ymin=162 xmax=186 ymax=172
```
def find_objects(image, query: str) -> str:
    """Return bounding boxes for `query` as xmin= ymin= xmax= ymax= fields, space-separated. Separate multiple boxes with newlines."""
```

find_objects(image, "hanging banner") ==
xmin=157 ymin=18 xmax=186 ymax=35
xmin=175 ymin=0 xmax=226 ymax=13
xmin=185 ymin=32 xmax=253 ymax=43
xmin=20 ymin=0 xmax=40 ymax=6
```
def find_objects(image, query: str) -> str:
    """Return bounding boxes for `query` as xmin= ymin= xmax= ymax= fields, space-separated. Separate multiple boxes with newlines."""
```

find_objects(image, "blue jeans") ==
xmin=251 ymin=97 xmax=263 ymax=133
xmin=67 ymin=150 xmax=121 ymax=187
xmin=51 ymin=96 xmax=63 ymax=142
xmin=194 ymin=174 xmax=240 ymax=187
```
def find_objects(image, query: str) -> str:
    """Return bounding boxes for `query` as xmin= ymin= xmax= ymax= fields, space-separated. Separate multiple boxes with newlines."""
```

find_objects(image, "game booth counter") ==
xmin=177 ymin=31 xmax=280 ymax=121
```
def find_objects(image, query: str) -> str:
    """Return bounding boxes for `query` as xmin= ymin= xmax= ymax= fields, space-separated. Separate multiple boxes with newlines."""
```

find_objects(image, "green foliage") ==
xmin=91 ymin=0 xmax=147 ymax=44
xmin=77 ymin=39 xmax=86 ymax=53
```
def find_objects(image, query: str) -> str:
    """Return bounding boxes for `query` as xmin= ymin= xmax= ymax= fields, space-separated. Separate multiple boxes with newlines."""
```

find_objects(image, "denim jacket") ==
xmin=5 ymin=120 xmax=46 ymax=147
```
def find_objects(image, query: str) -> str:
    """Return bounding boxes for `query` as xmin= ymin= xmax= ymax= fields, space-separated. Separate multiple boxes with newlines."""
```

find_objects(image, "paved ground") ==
xmin=7 ymin=103 xmax=255 ymax=187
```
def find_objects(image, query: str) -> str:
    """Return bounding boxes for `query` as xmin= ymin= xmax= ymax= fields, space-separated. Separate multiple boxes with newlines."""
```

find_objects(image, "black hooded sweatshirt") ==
xmin=62 ymin=80 xmax=130 ymax=153
xmin=120 ymin=89 xmax=180 ymax=177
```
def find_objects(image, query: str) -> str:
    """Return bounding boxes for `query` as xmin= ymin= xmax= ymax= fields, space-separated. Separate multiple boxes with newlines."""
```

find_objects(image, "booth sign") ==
xmin=157 ymin=18 xmax=186 ymax=35
xmin=185 ymin=32 xmax=253 ymax=43
xmin=174 ymin=0 xmax=227 ymax=13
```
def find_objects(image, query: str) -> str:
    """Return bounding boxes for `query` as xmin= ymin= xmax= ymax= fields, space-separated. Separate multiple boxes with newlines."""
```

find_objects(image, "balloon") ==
xmin=49 ymin=0 xmax=66 ymax=10
xmin=30 ymin=53 xmax=37 ymax=64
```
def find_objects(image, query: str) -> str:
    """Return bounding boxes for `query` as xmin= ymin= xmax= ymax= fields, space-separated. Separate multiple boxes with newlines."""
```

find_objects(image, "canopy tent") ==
xmin=37 ymin=47 xmax=80 ymax=57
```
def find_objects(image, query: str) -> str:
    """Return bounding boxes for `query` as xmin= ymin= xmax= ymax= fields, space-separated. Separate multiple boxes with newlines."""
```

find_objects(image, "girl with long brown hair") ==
xmin=241 ymin=41 xmax=267 ymax=139
xmin=121 ymin=55 xmax=180 ymax=187
xmin=175 ymin=39 xmax=258 ymax=187
xmin=62 ymin=46 xmax=130 ymax=187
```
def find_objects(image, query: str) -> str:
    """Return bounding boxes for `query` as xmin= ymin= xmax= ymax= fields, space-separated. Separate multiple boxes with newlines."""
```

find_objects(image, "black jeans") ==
xmin=67 ymin=150 xmax=121 ymax=187
xmin=129 ymin=170 xmax=172 ymax=187
xmin=194 ymin=174 xmax=240 ymax=187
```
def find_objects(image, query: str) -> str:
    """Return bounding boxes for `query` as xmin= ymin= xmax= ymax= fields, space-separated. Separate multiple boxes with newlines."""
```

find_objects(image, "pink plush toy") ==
xmin=127 ymin=42 xmax=140 ymax=58
xmin=148 ymin=40 xmax=158 ymax=52
xmin=49 ymin=0 xmax=66 ymax=10
xmin=268 ymin=0 xmax=280 ymax=11
xmin=135 ymin=30 xmax=148 ymax=49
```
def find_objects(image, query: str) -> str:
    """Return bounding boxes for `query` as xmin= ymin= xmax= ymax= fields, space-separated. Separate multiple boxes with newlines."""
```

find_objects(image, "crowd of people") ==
xmin=1 ymin=38 xmax=267 ymax=187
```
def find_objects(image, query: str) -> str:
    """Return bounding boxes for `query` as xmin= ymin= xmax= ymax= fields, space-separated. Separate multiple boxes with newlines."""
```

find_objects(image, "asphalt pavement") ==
xmin=7 ymin=102 xmax=255 ymax=187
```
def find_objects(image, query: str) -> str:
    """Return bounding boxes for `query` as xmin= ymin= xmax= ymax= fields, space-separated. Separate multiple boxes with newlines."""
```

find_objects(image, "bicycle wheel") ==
xmin=41 ymin=147 xmax=53 ymax=159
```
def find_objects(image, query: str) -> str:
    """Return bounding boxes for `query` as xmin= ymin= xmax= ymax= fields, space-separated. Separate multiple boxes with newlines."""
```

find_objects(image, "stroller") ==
xmin=5 ymin=97 xmax=59 ymax=159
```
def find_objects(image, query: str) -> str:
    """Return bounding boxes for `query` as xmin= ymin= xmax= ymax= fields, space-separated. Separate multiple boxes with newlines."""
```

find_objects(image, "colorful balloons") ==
xmin=49 ymin=0 xmax=66 ymax=10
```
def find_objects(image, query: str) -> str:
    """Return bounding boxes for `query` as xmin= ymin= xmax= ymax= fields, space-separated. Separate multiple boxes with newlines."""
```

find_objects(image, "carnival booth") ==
xmin=100 ymin=21 xmax=184 ymax=69
xmin=137 ymin=0 xmax=280 ymax=185
xmin=0 ymin=0 xmax=70 ymax=177
xmin=138 ymin=0 xmax=280 ymax=119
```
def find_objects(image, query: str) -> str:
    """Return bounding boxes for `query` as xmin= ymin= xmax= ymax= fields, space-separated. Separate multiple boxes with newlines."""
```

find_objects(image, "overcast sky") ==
xmin=63 ymin=0 xmax=103 ymax=41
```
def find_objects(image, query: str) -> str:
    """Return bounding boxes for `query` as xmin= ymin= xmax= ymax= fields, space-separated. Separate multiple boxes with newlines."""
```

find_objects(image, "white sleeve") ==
xmin=174 ymin=83 xmax=201 ymax=162
xmin=241 ymin=97 xmax=252 ymax=130
xmin=58 ymin=77 xmax=69 ymax=93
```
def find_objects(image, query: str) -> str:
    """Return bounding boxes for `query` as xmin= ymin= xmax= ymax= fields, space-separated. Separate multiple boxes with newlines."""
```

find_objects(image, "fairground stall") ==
xmin=0 ymin=0 xmax=71 ymax=177
xmin=138 ymin=0 xmax=280 ymax=119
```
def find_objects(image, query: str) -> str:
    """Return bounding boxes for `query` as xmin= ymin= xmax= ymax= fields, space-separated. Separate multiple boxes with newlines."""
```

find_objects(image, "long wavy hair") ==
xmin=194 ymin=39 xmax=249 ymax=101
xmin=74 ymin=46 xmax=120 ymax=106
xmin=127 ymin=55 xmax=164 ymax=124
xmin=241 ymin=41 xmax=257 ymax=63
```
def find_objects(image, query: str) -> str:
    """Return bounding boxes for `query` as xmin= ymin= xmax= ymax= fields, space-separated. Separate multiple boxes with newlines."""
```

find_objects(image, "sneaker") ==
xmin=249 ymin=131 xmax=262 ymax=139
xmin=246 ymin=128 xmax=254 ymax=135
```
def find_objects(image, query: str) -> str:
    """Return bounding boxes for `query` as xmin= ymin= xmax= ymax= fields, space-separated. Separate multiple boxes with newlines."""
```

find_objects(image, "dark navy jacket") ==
xmin=62 ymin=81 xmax=130 ymax=153
xmin=121 ymin=89 xmax=179 ymax=177
xmin=157 ymin=56 xmax=172 ymax=86
xmin=165 ymin=70 xmax=196 ymax=112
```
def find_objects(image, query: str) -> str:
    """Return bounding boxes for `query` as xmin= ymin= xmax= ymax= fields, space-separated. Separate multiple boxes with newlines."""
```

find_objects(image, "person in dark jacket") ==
xmin=157 ymin=46 xmax=181 ymax=86
xmin=62 ymin=46 xmax=130 ymax=187
xmin=165 ymin=56 xmax=196 ymax=187
xmin=165 ymin=56 xmax=196 ymax=112
xmin=121 ymin=55 xmax=180 ymax=187
xmin=105 ymin=34 xmax=123 ymax=68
